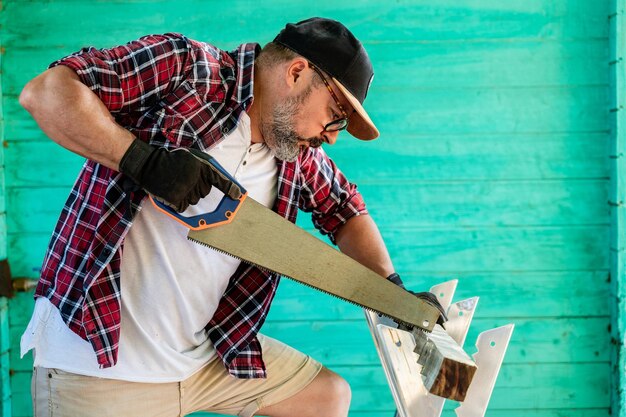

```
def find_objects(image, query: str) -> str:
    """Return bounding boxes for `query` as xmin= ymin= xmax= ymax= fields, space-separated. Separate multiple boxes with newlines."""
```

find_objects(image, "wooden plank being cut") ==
xmin=413 ymin=325 xmax=478 ymax=401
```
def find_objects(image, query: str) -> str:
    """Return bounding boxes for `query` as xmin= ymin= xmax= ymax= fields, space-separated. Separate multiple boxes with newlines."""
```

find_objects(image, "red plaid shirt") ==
xmin=36 ymin=33 xmax=367 ymax=378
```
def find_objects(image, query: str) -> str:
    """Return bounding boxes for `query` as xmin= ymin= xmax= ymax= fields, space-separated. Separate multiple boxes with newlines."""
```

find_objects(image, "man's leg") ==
xmin=31 ymin=366 xmax=181 ymax=417
xmin=185 ymin=333 xmax=351 ymax=417
xmin=255 ymin=367 xmax=351 ymax=417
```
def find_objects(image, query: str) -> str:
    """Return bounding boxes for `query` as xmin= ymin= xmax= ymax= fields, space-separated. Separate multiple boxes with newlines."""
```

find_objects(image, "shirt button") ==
xmin=243 ymin=161 xmax=247 ymax=166
xmin=222 ymin=127 xmax=230 ymax=134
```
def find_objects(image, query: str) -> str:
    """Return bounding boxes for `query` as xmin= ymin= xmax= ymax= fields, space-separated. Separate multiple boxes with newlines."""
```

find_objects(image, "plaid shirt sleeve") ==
xmin=298 ymin=147 xmax=368 ymax=243
xmin=48 ymin=33 xmax=196 ymax=115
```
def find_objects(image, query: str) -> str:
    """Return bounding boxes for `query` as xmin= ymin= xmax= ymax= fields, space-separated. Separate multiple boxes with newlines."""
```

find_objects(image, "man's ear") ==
xmin=285 ymin=58 xmax=308 ymax=88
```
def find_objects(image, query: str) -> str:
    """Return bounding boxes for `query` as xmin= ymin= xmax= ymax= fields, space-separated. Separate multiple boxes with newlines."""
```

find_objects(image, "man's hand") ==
xmin=387 ymin=273 xmax=448 ymax=327
xmin=119 ymin=140 xmax=241 ymax=212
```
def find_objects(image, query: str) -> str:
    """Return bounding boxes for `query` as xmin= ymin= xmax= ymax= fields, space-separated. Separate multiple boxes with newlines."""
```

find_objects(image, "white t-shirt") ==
xmin=21 ymin=113 xmax=278 ymax=382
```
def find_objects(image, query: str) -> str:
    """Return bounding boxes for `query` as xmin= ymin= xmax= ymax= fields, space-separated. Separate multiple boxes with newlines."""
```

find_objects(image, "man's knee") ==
xmin=318 ymin=368 xmax=351 ymax=414
xmin=256 ymin=367 xmax=351 ymax=417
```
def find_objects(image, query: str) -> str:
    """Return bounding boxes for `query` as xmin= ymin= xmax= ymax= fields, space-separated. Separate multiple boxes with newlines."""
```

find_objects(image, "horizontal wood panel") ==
xmin=8 ymin=188 xmax=66 ymax=234
xmin=380 ymin=225 xmax=609 ymax=272
xmin=1 ymin=0 xmax=608 ymax=52
xmin=7 ymin=290 xmax=610 ymax=369
xmin=6 ymin=362 xmax=612 ymax=415
xmin=3 ymin=85 xmax=609 ymax=139
xmin=2 ymin=40 xmax=609 ymax=96
xmin=367 ymin=86 xmax=609 ymax=136
xmin=357 ymin=180 xmax=608 ymax=227
xmin=4 ymin=141 xmax=84 ymax=187
xmin=6 ymin=332 xmax=611 ymax=410
xmin=329 ymin=133 xmax=609 ymax=183
xmin=333 ymin=362 xmax=609 ymax=410
xmin=260 ymin=317 xmax=608 ymax=365
xmin=7 ymin=315 xmax=608 ymax=369
xmin=7 ymin=179 xmax=608 ymax=235
xmin=7 ymin=225 xmax=609 ymax=278
xmin=5 ymin=133 xmax=609 ymax=188
xmin=6 ymin=268 xmax=610 ymax=328
xmin=370 ymin=40 xmax=609 ymax=89
xmin=9 ymin=361 xmax=609 ymax=415
xmin=268 ymin=271 xmax=610 ymax=319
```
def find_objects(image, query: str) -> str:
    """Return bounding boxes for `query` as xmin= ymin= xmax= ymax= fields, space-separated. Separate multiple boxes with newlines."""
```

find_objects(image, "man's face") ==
xmin=261 ymin=68 xmax=351 ymax=162
xmin=260 ymin=85 xmax=315 ymax=162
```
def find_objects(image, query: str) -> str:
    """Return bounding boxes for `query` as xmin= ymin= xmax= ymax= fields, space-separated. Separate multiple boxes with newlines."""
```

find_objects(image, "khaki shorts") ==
xmin=32 ymin=333 xmax=322 ymax=417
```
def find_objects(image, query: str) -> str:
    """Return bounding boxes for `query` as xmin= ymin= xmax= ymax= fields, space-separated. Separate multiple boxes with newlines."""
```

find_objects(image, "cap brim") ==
xmin=333 ymin=78 xmax=379 ymax=140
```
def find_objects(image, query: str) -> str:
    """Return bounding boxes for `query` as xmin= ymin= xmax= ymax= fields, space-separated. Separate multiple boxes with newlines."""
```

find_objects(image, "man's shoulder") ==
xmin=136 ymin=32 xmax=224 ymax=59
xmin=152 ymin=33 xmax=259 ymax=62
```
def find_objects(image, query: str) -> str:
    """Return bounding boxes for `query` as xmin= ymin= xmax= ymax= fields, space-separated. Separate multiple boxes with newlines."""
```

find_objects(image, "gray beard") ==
xmin=266 ymin=100 xmax=302 ymax=162
xmin=262 ymin=87 xmax=319 ymax=162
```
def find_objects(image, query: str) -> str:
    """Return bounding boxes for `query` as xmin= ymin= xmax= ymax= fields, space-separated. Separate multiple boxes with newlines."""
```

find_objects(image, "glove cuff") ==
xmin=387 ymin=272 xmax=405 ymax=288
xmin=119 ymin=139 xmax=153 ymax=183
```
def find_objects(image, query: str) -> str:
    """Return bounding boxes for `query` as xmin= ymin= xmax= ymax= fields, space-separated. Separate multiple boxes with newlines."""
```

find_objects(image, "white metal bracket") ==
xmin=365 ymin=280 xmax=514 ymax=417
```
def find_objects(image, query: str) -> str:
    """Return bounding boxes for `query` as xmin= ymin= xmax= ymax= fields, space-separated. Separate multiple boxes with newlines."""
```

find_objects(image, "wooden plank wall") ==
xmin=0 ymin=1 xmax=612 ymax=416
xmin=0 ymin=10 xmax=12 ymax=417
xmin=609 ymin=1 xmax=625 ymax=416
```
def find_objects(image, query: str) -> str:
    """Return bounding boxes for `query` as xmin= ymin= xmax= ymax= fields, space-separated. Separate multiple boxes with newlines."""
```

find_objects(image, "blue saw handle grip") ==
xmin=149 ymin=150 xmax=247 ymax=231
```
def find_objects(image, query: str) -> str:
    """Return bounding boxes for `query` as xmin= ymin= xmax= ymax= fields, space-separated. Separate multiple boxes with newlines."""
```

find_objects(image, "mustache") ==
xmin=306 ymin=137 xmax=325 ymax=148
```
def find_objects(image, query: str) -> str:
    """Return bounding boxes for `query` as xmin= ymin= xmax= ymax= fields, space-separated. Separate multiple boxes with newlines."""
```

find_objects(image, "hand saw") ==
xmin=149 ymin=151 xmax=441 ymax=332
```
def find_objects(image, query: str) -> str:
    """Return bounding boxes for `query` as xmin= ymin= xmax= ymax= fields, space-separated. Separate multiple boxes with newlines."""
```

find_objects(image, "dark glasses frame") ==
xmin=309 ymin=63 xmax=350 ymax=132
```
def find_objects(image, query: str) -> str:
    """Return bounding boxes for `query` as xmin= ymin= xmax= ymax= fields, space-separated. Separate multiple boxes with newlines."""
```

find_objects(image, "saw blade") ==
xmin=187 ymin=197 xmax=440 ymax=332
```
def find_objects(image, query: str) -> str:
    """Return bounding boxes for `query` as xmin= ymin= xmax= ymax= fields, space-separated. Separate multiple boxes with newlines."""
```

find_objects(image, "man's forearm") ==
xmin=334 ymin=214 xmax=395 ymax=278
xmin=19 ymin=65 xmax=134 ymax=171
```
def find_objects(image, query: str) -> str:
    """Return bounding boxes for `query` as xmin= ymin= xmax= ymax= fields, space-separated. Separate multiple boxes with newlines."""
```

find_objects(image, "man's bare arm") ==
xmin=19 ymin=65 xmax=134 ymax=171
xmin=334 ymin=214 xmax=395 ymax=278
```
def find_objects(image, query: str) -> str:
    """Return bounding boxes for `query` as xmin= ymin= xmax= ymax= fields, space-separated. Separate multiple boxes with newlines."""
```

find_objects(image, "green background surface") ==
xmin=0 ymin=0 xmax=619 ymax=416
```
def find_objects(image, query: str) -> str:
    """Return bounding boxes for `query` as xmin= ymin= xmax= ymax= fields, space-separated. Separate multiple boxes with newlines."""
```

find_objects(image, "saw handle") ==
xmin=149 ymin=151 xmax=247 ymax=231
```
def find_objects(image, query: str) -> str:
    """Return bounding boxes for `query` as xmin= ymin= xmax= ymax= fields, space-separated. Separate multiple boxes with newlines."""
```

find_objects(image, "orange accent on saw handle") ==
xmin=149 ymin=192 xmax=248 ymax=231
xmin=149 ymin=152 xmax=248 ymax=231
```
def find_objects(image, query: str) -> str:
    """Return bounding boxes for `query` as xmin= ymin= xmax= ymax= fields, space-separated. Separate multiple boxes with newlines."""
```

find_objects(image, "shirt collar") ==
xmin=231 ymin=43 xmax=261 ymax=108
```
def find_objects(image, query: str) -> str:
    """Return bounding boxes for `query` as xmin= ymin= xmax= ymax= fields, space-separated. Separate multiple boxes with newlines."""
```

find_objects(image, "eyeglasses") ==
xmin=309 ymin=64 xmax=350 ymax=133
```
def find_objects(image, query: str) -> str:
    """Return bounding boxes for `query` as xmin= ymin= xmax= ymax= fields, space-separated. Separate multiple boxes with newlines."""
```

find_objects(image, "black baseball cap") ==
xmin=273 ymin=17 xmax=379 ymax=140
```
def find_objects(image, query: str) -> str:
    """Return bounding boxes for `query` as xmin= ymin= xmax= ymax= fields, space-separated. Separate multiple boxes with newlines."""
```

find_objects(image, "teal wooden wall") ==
xmin=609 ymin=0 xmax=626 ymax=414
xmin=0 ymin=1 xmax=613 ymax=416
xmin=0 ymin=11 xmax=11 ymax=416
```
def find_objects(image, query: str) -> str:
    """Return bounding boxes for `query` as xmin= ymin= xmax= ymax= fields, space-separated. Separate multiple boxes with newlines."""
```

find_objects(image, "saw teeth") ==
xmin=187 ymin=236 xmax=426 ymax=332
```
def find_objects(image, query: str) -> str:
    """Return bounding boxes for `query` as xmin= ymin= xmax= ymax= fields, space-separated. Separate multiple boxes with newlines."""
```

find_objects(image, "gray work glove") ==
xmin=387 ymin=273 xmax=448 ymax=327
xmin=119 ymin=139 xmax=241 ymax=212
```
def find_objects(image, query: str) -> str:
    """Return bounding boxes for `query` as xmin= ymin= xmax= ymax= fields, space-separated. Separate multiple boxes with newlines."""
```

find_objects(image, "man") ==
xmin=19 ymin=17 xmax=440 ymax=417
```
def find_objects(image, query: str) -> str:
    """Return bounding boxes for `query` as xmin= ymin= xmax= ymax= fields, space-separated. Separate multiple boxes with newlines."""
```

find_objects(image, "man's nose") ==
xmin=323 ymin=130 xmax=339 ymax=145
